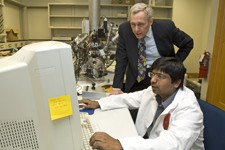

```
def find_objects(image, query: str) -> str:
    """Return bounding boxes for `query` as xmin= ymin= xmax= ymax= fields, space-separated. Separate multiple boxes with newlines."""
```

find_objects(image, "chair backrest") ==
xmin=198 ymin=99 xmax=225 ymax=150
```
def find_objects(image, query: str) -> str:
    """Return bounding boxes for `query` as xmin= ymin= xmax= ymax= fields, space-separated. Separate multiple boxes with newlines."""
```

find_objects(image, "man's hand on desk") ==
xmin=110 ymin=88 xmax=124 ymax=95
xmin=79 ymin=99 xmax=100 ymax=109
xmin=90 ymin=132 xmax=123 ymax=150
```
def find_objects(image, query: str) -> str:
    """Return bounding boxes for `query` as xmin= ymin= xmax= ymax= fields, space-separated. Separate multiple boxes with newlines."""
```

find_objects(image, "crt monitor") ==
xmin=0 ymin=41 xmax=84 ymax=150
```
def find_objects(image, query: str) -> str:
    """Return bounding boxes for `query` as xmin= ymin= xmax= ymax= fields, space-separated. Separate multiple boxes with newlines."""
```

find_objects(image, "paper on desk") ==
xmin=48 ymin=95 xmax=73 ymax=120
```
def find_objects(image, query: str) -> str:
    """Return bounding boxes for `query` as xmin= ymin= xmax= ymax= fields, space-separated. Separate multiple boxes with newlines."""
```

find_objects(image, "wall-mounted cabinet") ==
xmin=149 ymin=0 xmax=173 ymax=20
xmin=48 ymin=3 xmax=130 ymax=40
xmin=48 ymin=3 xmax=89 ymax=29
xmin=48 ymin=3 xmax=88 ymax=40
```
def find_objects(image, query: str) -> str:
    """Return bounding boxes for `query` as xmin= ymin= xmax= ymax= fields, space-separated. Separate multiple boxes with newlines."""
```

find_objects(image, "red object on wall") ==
xmin=199 ymin=52 xmax=210 ymax=78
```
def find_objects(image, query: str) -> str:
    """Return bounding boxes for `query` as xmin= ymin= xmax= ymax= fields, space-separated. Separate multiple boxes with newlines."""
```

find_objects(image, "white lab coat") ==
xmin=98 ymin=86 xmax=204 ymax=150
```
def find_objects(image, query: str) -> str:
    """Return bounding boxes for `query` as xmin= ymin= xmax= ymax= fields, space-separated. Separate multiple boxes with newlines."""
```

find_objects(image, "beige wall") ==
xmin=173 ymin=0 xmax=219 ymax=100
xmin=27 ymin=7 xmax=51 ymax=39
xmin=173 ymin=0 xmax=209 ymax=73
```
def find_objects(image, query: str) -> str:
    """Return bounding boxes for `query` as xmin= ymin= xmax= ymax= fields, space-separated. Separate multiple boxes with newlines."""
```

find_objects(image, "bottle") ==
xmin=103 ymin=17 xmax=108 ymax=33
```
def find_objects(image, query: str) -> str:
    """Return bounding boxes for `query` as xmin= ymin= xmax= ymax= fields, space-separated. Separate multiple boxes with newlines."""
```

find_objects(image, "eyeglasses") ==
xmin=130 ymin=22 xmax=146 ymax=28
xmin=148 ymin=72 xmax=168 ymax=80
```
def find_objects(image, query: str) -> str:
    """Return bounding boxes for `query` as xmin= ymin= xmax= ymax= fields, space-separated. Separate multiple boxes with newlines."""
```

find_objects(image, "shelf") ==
xmin=150 ymin=0 xmax=173 ymax=6
xmin=0 ymin=41 xmax=27 ymax=51
xmin=49 ymin=3 xmax=88 ymax=6
xmin=150 ymin=0 xmax=173 ymax=20
xmin=0 ymin=33 xmax=6 ymax=37
xmin=101 ymin=16 xmax=127 ymax=19
xmin=101 ymin=4 xmax=130 ymax=7
xmin=48 ymin=3 xmax=88 ymax=16
xmin=49 ymin=15 xmax=88 ymax=18
xmin=50 ymin=26 xmax=82 ymax=29
xmin=52 ymin=36 xmax=72 ymax=41
xmin=48 ymin=1 xmax=173 ymax=39
xmin=155 ymin=17 xmax=172 ymax=20
xmin=48 ymin=3 xmax=131 ymax=39
xmin=151 ymin=6 xmax=173 ymax=9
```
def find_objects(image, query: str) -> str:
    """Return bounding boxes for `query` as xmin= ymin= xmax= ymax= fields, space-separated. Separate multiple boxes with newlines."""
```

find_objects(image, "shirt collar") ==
xmin=156 ymin=90 xmax=178 ymax=109
xmin=145 ymin=26 xmax=152 ymax=39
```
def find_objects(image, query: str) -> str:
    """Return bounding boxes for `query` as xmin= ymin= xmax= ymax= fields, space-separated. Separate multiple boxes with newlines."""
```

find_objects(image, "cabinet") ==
xmin=186 ymin=78 xmax=201 ymax=99
xmin=48 ymin=3 xmax=88 ymax=40
xmin=48 ymin=3 xmax=130 ymax=40
xmin=149 ymin=0 xmax=173 ymax=20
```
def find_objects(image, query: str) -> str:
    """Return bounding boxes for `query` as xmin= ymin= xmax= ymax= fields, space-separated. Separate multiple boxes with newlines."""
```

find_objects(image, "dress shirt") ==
xmin=145 ymin=27 xmax=161 ymax=68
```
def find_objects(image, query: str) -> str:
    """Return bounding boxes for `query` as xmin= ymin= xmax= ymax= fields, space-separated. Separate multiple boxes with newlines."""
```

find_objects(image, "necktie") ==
xmin=137 ymin=39 xmax=147 ymax=82
xmin=144 ymin=96 xmax=164 ymax=139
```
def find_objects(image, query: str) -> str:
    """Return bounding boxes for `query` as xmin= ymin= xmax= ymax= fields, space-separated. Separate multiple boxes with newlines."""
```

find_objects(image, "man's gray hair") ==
xmin=129 ymin=3 xmax=153 ymax=20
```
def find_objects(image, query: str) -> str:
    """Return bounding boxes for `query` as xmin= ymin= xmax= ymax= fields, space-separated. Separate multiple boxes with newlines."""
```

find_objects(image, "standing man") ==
xmin=80 ymin=57 xmax=204 ymax=150
xmin=111 ymin=3 xmax=193 ymax=95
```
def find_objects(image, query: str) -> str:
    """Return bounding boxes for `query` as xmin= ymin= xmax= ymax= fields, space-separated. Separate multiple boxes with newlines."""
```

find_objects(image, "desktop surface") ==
xmin=78 ymin=71 xmax=138 ymax=146
xmin=89 ymin=108 xmax=138 ymax=138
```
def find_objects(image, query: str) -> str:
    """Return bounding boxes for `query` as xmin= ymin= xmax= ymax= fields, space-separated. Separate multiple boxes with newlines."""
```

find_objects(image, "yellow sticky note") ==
xmin=48 ymin=95 xmax=73 ymax=120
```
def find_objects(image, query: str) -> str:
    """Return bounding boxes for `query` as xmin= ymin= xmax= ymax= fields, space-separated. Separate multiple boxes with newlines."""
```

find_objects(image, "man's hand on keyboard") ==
xmin=89 ymin=132 xmax=123 ymax=150
xmin=79 ymin=99 xmax=100 ymax=109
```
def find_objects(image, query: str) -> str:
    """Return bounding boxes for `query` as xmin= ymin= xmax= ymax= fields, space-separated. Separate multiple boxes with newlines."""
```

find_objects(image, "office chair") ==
xmin=197 ymin=99 xmax=225 ymax=150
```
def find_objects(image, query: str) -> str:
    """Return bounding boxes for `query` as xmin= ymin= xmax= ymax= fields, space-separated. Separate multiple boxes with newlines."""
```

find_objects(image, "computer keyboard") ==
xmin=80 ymin=112 xmax=99 ymax=150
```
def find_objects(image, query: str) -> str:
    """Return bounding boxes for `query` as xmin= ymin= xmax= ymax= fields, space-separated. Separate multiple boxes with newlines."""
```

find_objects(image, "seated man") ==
xmin=79 ymin=57 xmax=204 ymax=150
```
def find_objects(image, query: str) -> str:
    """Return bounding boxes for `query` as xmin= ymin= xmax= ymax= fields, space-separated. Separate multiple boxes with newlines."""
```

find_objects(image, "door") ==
xmin=207 ymin=0 xmax=225 ymax=110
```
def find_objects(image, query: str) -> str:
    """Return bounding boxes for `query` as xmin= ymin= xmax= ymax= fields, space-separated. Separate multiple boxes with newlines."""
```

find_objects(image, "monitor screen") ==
xmin=0 ymin=41 xmax=84 ymax=150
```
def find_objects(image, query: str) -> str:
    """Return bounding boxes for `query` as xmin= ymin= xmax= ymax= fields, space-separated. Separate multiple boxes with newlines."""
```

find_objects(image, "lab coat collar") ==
xmin=161 ymin=87 xmax=185 ymax=115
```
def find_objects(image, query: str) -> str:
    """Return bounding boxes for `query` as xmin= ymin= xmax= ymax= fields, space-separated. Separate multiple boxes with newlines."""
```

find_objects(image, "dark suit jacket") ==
xmin=112 ymin=19 xmax=194 ymax=92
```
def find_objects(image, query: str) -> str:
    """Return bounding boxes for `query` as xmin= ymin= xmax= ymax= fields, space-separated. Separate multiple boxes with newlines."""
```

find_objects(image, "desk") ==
xmin=90 ymin=108 xmax=138 ymax=138
xmin=76 ymin=72 xmax=114 ymax=96
xmin=78 ymin=72 xmax=138 ymax=138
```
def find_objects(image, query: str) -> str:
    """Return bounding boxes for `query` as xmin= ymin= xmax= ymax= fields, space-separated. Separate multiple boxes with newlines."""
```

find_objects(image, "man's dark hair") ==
xmin=151 ymin=57 xmax=187 ymax=89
